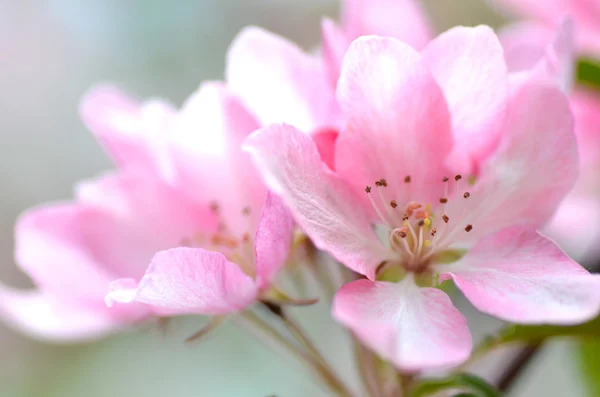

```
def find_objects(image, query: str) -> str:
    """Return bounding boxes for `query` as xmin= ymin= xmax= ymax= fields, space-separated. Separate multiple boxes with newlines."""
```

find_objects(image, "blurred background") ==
xmin=0 ymin=0 xmax=590 ymax=396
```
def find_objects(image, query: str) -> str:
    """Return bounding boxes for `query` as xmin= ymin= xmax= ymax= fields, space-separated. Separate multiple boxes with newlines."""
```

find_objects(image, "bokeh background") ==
xmin=0 ymin=1 xmax=589 ymax=395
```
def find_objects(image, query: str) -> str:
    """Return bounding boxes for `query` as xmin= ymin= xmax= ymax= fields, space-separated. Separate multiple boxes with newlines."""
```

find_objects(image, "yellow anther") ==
xmin=423 ymin=218 xmax=431 ymax=227
xmin=403 ymin=221 xmax=409 ymax=227
xmin=425 ymin=203 xmax=432 ymax=212
xmin=424 ymin=240 xmax=431 ymax=247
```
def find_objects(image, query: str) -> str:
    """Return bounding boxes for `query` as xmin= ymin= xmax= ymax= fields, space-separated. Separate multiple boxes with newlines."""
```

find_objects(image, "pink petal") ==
xmin=254 ymin=192 xmax=295 ymax=290
xmin=333 ymin=278 xmax=471 ymax=371
xmin=341 ymin=0 xmax=433 ymax=51
xmin=226 ymin=26 xmax=334 ymax=133
xmin=79 ymin=84 xmax=175 ymax=171
xmin=571 ymin=89 xmax=600 ymax=168
xmin=75 ymin=172 xmax=219 ymax=280
xmin=0 ymin=285 xmax=121 ymax=342
xmin=165 ymin=82 xmax=265 ymax=233
xmin=336 ymin=36 xmax=453 ymax=205
xmin=440 ymin=227 xmax=600 ymax=325
xmin=321 ymin=18 xmax=351 ymax=87
xmin=446 ymin=76 xmax=577 ymax=240
xmin=106 ymin=248 xmax=258 ymax=315
xmin=422 ymin=26 xmax=509 ymax=171
xmin=15 ymin=204 xmax=116 ymax=301
xmin=244 ymin=123 xmax=389 ymax=280
xmin=500 ymin=20 xmax=574 ymax=92
xmin=311 ymin=127 xmax=339 ymax=171
xmin=544 ymin=194 xmax=600 ymax=261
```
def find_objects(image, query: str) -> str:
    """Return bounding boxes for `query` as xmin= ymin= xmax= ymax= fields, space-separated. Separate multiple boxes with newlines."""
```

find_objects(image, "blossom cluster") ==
xmin=3 ymin=0 xmax=600 ymax=394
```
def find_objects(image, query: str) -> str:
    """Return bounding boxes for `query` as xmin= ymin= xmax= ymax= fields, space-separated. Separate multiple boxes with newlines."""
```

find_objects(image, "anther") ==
xmin=442 ymin=177 xmax=449 ymax=182
xmin=210 ymin=202 xmax=220 ymax=213
xmin=465 ymin=224 xmax=473 ymax=232
xmin=375 ymin=180 xmax=382 ymax=187
xmin=242 ymin=207 xmax=251 ymax=216
xmin=390 ymin=200 xmax=398 ymax=208
xmin=442 ymin=215 xmax=449 ymax=223
xmin=439 ymin=198 xmax=448 ymax=204
xmin=418 ymin=219 xmax=425 ymax=227
xmin=404 ymin=176 xmax=411 ymax=183
xmin=242 ymin=233 xmax=251 ymax=242
xmin=398 ymin=231 xmax=407 ymax=238
xmin=463 ymin=192 xmax=471 ymax=199
xmin=430 ymin=228 xmax=437 ymax=236
xmin=365 ymin=185 xmax=372 ymax=193
xmin=455 ymin=174 xmax=462 ymax=181
xmin=415 ymin=210 xmax=429 ymax=219
xmin=402 ymin=213 xmax=409 ymax=221
xmin=424 ymin=240 xmax=431 ymax=247
xmin=380 ymin=178 xmax=388 ymax=187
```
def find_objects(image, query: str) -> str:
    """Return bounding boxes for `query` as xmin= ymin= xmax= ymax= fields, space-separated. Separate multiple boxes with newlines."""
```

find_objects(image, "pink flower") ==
xmin=0 ymin=82 xmax=293 ymax=341
xmin=243 ymin=30 xmax=600 ymax=370
xmin=226 ymin=0 xmax=433 ymax=169
xmin=492 ymin=0 xmax=600 ymax=57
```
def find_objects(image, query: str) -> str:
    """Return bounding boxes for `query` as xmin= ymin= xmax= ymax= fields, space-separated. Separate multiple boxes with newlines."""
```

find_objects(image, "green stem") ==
xmin=238 ymin=311 xmax=353 ymax=397
xmin=279 ymin=310 xmax=355 ymax=397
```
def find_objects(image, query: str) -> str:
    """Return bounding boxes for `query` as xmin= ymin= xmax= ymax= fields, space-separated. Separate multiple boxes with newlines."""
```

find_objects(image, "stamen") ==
xmin=423 ymin=218 xmax=431 ymax=227
xmin=430 ymin=228 xmax=437 ymax=236
xmin=439 ymin=198 xmax=448 ymax=204
xmin=465 ymin=224 xmax=473 ymax=232
xmin=424 ymin=240 xmax=431 ymax=247
xmin=442 ymin=215 xmax=449 ymax=223
xmin=242 ymin=207 xmax=252 ymax=216
xmin=455 ymin=174 xmax=462 ymax=181
xmin=406 ymin=202 xmax=422 ymax=217
xmin=390 ymin=200 xmax=398 ymax=209
xmin=375 ymin=178 xmax=388 ymax=187
xmin=404 ymin=176 xmax=411 ymax=183
xmin=442 ymin=177 xmax=449 ymax=182
xmin=463 ymin=192 xmax=471 ymax=199
xmin=417 ymin=219 xmax=425 ymax=227
xmin=404 ymin=220 xmax=418 ymax=242
xmin=402 ymin=213 xmax=409 ymax=221
xmin=365 ymin=185 xmax=372 ymax=193
xmin=210 ymin=201 xmax=220 ymax=213
xmin=415 ymin=210 xmax=429 ymax=219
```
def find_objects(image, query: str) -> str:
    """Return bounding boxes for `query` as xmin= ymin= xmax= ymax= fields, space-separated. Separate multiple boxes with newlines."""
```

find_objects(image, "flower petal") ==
xmin=341 ymin=0 xmax=433 ymax=51
xmin=106 ymin=248 xmax=258 ymax=315
xmin=79 ymin=84 xmax=175 ymax=171
xmin=244 ymin=123 xmax=389 ymax=280
xmin=422 ymin=26 xmax=509 ymax=171
xmin=0 ymin=285 xmax=121 ymax=342
xmin=254 ymin=192 xmax=295 ymax=289
xmin=165 ymin=82 xmax=265 ymax=233
xmin=321 ymin=18 xmax=350 ymax=86
xmin=440 ymin=227 xmax=600 ymax=324
xmin=445 ymin=76 xmax=577 ymax=242
xmin=500 ymin=20 xmax=574 ymax=92
xmin=336 ymin=36 xmax=453 ymax=205
xmin=333 ymin=278 xmax=471 ymax=371
xmin=75 ymin=172 xmax=219 ymax=279
xmin=226 ymin=26 xmax=334 ymax=132
xmin=15 ymin=204 xmax=116 ymax=301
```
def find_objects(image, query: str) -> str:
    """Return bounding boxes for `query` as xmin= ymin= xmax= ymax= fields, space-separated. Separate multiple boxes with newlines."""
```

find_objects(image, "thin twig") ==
xmin=496 ymin=343 xmax=542 ymax=392
xmin=237 ymin=311 xmax=353 ymax=396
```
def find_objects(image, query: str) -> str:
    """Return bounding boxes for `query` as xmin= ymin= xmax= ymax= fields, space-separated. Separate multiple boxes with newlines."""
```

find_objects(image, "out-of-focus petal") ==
xmin=341 ymin=0 xmax=433 ymax=50
xmin=106 ymin=248 xmax=258 ymax=315
xmin=79 ymin=84 xmax=175 ymax=171
xmin=254 ymin=192 xmax=294 ymax=289
xmin=336 ymin=36 xmax=453 ymax=205
xmin=0 ymin=285 xmax=121 ymax=342
xmin=244 ymin=124 xmax=389 ymax=280
xmin=439 ymin=227 xmax=600 ymax=324
xmin=226 ymin=26 xmax=334 ymax=133
xmin=333 ymin=278 xmax=471 ymax=371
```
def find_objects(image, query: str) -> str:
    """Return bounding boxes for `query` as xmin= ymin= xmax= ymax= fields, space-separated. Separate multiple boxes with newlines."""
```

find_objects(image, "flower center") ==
xmin=366 ymin=175 xmax=474 ymax=276
xmin=180 ymin=202 xmax=256 ymax=276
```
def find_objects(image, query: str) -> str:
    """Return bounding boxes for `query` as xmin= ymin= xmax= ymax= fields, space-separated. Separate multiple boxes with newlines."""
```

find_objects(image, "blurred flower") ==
xmin=244 ymin=30 xmax=600 ymax=370
xmin=0 ymin=82 xmax=294 ymax=341
xmin=491 ymin=0 xmax=600 ymax=57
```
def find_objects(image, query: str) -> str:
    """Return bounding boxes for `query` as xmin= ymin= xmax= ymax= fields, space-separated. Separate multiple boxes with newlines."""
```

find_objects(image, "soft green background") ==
xmin=0 ymin=1 xmax=593 ymax=395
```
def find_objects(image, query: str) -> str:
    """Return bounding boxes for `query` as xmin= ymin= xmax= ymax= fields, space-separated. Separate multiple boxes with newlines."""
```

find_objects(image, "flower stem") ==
xmin=237 ymin=311 xmax=353 ymax=396
xmin=278 ymin=308 xmax=355 ymax=397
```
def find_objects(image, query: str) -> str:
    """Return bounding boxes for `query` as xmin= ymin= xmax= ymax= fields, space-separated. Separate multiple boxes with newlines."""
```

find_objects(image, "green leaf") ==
xmin=577 ymin=58 xmax=600 ymax=89
xmin=408 ymin=373 xmax=500 ymax=397
xmin=576 ymin=339 xmax=600 ymax=397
